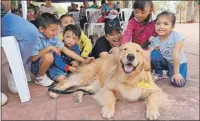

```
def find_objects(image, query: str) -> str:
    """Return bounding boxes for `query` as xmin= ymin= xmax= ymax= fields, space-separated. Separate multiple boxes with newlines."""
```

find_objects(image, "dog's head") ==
xmin=109 ymin=42 xmax=150 ymax=75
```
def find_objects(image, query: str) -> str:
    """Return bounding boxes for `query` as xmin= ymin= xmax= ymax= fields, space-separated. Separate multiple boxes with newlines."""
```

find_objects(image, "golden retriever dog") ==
xmin=49 ymin=42 xmax=164 ymax=120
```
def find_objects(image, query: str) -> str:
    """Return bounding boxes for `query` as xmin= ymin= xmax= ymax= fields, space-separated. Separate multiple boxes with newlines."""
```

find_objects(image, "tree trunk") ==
xmin=186 ymin=1 xmax=195 ymax=23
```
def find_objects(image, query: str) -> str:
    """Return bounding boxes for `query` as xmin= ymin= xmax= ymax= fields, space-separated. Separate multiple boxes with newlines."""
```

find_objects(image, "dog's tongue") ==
xmin=124 ymin=65 xmax=133 ymax=73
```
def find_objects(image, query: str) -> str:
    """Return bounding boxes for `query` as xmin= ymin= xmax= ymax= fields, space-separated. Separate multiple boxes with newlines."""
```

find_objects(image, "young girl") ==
xmin=58 ymin=14 xmax=92 ymax=58
xmin=121 ymin=0 xmax=156 ymax=48
xmin=148 ymin=11 xmax=187 ymax=87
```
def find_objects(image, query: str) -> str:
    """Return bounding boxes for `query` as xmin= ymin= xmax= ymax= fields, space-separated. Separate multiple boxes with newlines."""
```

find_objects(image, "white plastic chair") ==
xmin=69 ymin=11 xmax=80 ymax=27
xmin=83 ymin=8 xmax=101 ymax=36
xmin=120 ymin=8 xmax=133 ymax=22
xmin=1 ymin=36 xmax=31 ymax=103
xmin=21 ymin=1 xmax=27 ymax=19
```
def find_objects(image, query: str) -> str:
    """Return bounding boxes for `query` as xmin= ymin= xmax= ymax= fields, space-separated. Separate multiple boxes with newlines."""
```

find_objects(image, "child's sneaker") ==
xmin=35 ymin=74 xmax=54 ymax=87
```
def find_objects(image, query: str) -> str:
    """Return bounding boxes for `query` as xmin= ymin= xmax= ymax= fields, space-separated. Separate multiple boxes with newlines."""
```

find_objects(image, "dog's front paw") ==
xmin=49 ymin=91 xmax=60 ymax=99
xmin=146 ymin=110 xmax=160 ymax=120
xmin=101 ymin=106 xmax=115 ymax=119
xmin=73 ymin=91 xmax=84 ymax=103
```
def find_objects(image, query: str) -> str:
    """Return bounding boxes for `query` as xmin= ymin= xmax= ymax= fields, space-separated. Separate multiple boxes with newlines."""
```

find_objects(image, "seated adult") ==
xmin=68 ymin=3 xmax=79 ymax=12
xmin=1 ymin=1 xmax=39 ymax=103
xmin=102 ymin=0 xmax=118 ymax=16
xmin=39 ymin=0 xmax=58 ymax=18
xmin=91 ymin=18 xmax=122 ymax=58
xmin=90 ymin=0 xmax=99 ymax=9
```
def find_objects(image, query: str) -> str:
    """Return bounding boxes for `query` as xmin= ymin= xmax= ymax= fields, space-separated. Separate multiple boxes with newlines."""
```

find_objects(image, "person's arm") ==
xmin=121 ymin=19 xmax=135 ymax=44
xmin=172 ymin=40 xmax=185 ymax=86
xmin=173 ymin=41 xmax=184 ymax=75
xmin=79 ymin=31 xmax=93 ymax=58
xmin=31 ymin=46 xmax=60 ymax=61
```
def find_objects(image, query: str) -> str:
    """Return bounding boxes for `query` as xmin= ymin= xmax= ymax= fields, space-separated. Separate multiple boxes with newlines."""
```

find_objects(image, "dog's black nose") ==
xmin=127 ymin=54 xmax=135 ymax=61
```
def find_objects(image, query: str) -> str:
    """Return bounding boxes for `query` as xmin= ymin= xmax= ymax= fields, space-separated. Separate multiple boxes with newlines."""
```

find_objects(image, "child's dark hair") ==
xmin=63 ymin=24 xmax=81 ymax=39
xmin=59 ymin=13 xmax=73 ymax=23
xmin=101 ymin=0 xmax=106 ymax=5
xmin=36 ymin=12 xmax=59 ymax=29
xmin=156 ymin=11 xmax=176 ymax=26
xmin=129 ymin=0 xmax=154 ymax=24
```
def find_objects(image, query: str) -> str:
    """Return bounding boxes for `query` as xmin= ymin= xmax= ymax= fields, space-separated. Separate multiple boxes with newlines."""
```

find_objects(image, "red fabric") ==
xmin=97 ymin=15 xmax=106 ymax=23
xmin=65 ymin=65 xmax=70 ymax=72
xmin=121 ymin=18 xmax=157 ymax=46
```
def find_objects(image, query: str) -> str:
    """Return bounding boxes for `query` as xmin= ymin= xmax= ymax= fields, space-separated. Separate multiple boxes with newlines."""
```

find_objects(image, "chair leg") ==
xmin=2 ymin=36 xmax=31 ymax=103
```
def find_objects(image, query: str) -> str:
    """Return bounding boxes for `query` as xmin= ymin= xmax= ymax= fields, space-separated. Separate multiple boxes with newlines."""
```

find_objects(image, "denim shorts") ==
xmin=31 ymin=58 xmax=41 ymax=76
xmin=48 ymin=66 xmax=68 ymax=81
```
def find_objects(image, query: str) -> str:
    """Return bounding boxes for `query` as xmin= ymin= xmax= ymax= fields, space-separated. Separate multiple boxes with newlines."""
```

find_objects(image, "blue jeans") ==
xmin=151 ymin=50 xmax=187 ymax=87
xmin=2 ymin=13 xmax=38 ymax=65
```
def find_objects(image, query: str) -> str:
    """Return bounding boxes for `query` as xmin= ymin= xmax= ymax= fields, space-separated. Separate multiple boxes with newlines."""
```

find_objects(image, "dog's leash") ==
xmin=48 ymin=82 xmax=94 ymax=95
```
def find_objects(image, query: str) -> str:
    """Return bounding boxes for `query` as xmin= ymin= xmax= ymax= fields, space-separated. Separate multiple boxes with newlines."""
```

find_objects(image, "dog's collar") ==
xmin=132 ymin=77 xmax=153 ymax=89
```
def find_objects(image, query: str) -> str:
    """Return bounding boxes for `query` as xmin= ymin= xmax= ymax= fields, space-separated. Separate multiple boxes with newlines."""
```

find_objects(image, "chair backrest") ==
xmin=69 ymin=11 xmax=80 ymax=25
xmin=85 ymin=8 xmax=101 ymax=23
xmin=120 ymin=8 xmax=133 ymax=21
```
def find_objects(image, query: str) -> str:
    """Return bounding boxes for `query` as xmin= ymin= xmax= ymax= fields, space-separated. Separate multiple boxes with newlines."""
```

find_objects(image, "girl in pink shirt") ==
xmin=121 ymin=0 xmax=157 ymax=48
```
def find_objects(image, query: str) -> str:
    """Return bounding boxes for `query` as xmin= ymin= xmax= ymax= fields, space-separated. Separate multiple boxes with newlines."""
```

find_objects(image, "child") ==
xmin=48 ymin=24 xmax=81 ymax=82
xmin=148 ymin=11 xmax=187 ymax=87
xmin=31 ymin=13 xmax=93 ymax=87
xmin=58 ymin=14 xmax=92 ymax=58
xmin=121 ymin=0 xmax=156 ymax=48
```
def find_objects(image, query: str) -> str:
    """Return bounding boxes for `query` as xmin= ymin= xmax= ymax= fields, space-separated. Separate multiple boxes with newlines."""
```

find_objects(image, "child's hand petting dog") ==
xmin=82 ymin=57 xmax=95 ymax=65
xmin=69 ymin=66 xmax=79 ymax=73
xmin=49 ymin=46 xmax=61 ymax=55
xmin=71 ymin=61 xmax=79 ymax=68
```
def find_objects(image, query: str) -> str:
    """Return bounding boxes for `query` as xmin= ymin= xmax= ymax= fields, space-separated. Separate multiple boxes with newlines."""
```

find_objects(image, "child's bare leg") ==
xmin=38 ymin=53 xmax=53 ymax=76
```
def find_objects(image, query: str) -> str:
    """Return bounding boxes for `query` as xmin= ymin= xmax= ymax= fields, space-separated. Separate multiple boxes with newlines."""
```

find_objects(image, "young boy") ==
xmin=31 ymin=13 xmax=93 ymax=87
xmin=91 ymin=18 xmax=122 ymax=58
xmin=48 ymin=24 xmax=81 ymax=82
xmin=58 ymin=14 xmax=92 ymax=58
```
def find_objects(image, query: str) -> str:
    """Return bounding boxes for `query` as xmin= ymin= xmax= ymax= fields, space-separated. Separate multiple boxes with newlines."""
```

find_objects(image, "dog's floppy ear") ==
xmin=109 ymin=47 xmax=120 ymax=57
xmin=136 ymin=44 xmax=151 ymax=71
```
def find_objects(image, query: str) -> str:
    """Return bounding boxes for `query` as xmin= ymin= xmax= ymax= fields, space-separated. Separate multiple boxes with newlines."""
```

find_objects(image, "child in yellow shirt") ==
xmin=58 ymin=14 xmax=92 ymax=58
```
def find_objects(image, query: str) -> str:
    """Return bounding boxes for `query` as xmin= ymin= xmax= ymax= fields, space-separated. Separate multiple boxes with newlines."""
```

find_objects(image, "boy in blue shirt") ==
xmin=48 ymin=24 xmax=81 ymax=82
xmin=31 ymin=13 xmax=93 ymax=87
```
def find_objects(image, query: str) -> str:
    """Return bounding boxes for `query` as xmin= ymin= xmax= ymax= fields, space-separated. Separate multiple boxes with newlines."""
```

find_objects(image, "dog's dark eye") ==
xmin=122 ymin=48 xmax=127 ymax=51
xmin=136 ymin=50 xmax=140 ymax=52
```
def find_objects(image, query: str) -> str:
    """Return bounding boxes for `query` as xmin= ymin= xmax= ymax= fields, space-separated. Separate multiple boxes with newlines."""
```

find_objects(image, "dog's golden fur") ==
xmin=49 ymin=42 xmax=164 ymax=120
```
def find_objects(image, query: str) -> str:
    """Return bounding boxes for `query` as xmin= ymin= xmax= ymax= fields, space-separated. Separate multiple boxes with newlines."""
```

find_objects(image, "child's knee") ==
xmin=42 ymin=53 xmax=54 ymax=64
xmin=151 ymin=50 xmax=160 ymax=61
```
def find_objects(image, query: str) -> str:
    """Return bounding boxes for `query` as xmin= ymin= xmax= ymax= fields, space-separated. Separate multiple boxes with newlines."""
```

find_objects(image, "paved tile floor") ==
xmin=1 ymin=23 xmax=199 ymax=120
